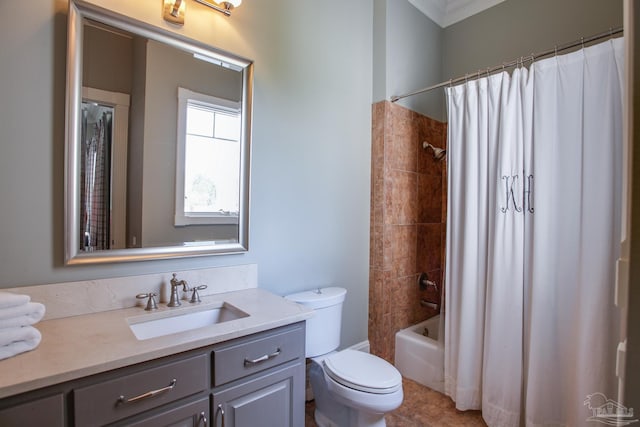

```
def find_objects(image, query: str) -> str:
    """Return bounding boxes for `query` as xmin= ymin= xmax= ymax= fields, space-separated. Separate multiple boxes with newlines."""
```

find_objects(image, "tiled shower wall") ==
xmin=369 ymin=100 xmax=447 ymax=363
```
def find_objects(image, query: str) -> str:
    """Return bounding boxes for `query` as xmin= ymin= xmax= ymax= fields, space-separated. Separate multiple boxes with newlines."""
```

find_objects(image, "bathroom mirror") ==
xmin=65 ymin=0 xmax=253 ymax=265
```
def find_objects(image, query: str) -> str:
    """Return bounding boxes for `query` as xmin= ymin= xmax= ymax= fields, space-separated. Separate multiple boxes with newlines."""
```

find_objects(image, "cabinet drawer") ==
xmin=74 ymin=354 xmax=208 ymax=426
xmin=112 ymin=396 xmax=209 ymax=427
xmin=212 ymin=323 xmax=305 ymax=386
xmin=0 ymin=393 xmax=64 ymax=427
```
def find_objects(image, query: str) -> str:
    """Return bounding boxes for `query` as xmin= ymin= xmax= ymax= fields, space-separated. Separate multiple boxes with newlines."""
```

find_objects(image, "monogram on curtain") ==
xmin=444 ymin=38 xmax=624 ymax=427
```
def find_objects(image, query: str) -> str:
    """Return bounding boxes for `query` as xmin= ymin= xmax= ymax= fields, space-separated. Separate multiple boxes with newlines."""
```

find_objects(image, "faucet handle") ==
xmin=189 ymin=285 xmax=207 ymax=303
xmin=136 ymin=292 xmax=158 ymax=311
xmin=418 ymin=272 xmax=438 ymax=292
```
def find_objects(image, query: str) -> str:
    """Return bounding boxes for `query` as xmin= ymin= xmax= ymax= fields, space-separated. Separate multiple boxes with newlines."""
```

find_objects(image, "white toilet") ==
xmin=286 ymin=287 xmax=403 ymax=427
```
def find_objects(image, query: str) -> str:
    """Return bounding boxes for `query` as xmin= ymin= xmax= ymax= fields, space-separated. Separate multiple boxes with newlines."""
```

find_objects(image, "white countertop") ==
xmin=0 ymin=288 xmax=313 ymax=399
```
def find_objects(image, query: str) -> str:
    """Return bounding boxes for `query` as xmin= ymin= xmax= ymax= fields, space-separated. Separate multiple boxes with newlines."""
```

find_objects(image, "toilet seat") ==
xmin=323 ymin=349 xmax=402 ymax=394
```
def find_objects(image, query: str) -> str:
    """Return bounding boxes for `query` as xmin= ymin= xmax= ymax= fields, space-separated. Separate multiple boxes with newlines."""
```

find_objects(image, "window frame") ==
xmin=175 ymin=87 xmax=242 ymax=226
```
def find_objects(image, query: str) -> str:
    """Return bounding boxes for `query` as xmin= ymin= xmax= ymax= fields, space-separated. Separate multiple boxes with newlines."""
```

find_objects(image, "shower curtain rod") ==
xmin=390 ymin=26 xmax=623 ymax=103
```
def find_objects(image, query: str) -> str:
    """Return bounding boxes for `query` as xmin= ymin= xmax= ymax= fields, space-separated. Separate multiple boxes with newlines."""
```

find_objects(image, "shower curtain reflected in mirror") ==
xmin=445 ymin=37 xmax=624 ymax=427
xmin=80 ymin=102 xmax=113 ymax=251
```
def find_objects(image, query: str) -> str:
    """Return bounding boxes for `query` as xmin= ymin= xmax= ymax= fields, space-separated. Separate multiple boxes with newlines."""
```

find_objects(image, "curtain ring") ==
xmin=554 ymin=45 xmax=558 ymax=56
xmin=486 ymin=67 xmax=490 ymax=78
xmin=449 ymin=78 xmax=453 ymax=88
xmin=581 ymin=37 xmax=585 ymax=48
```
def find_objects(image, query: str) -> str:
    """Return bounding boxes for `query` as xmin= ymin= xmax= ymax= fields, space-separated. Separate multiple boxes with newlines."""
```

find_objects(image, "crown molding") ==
xmin=408 ymin=0 xmax=506 ymax=28
xmin=444 ymin=0 xmax=506 ymax=26
xmin=407 ymin=0 xmax=447 ymax=27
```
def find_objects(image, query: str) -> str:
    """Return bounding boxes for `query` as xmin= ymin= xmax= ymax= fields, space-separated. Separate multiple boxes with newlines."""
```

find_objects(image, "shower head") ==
xmin=423 ymin=142 xmax=446 ymax=161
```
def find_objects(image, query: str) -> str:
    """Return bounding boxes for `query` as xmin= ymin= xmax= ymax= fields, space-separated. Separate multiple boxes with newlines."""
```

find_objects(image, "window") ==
xmin=175 ymin=88 xmax=242 ymax=226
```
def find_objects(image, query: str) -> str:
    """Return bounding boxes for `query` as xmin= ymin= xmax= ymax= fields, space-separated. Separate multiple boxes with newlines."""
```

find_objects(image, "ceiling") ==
xmin=407 ymin=0 xmax=506 ymax=27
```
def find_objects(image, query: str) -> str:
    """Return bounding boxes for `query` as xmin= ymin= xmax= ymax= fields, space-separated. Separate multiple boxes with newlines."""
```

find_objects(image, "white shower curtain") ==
xmin=444 ymin=38 xmax=624 ymax=427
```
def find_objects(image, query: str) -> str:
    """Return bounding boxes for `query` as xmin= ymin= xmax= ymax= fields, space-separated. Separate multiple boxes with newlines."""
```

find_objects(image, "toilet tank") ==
xmin=285 ymin=287 xmax=346 ymax=358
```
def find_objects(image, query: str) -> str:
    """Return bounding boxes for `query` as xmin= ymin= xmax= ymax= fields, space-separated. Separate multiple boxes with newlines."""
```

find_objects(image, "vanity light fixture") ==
xmin=194 ymin=0 xmax=242 ymax=17
xmin=163 ymin=0 xmax=186 ymax=25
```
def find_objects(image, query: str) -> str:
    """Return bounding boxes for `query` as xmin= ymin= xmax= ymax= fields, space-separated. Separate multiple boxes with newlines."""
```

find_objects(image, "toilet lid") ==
xmin=323 ymin=349 xmax=402 ymax=394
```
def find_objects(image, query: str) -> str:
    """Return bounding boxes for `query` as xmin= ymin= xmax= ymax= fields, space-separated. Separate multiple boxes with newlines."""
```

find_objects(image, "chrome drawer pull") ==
xmin=199 ymin=411 xmax=208 ymax=427
xmin=117 ymin=379 xmax=177 ymax=404
xmin=244 ymin=348 xmax=281 ymax=366
xmin=216 ymin=404 xmax=225 ymax=427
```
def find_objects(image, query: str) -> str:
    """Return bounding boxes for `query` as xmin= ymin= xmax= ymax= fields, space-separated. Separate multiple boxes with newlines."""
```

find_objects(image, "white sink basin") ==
xmin=127 ymin=303 xmax=249 ymax=340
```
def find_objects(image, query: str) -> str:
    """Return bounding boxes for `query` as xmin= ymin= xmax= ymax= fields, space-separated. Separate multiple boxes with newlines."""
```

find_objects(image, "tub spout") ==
xmin=420 ymin=299 xmax=439 ymax=311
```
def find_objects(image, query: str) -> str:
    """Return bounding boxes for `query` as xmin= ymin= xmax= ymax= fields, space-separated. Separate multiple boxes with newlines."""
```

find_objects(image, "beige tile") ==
xmin=391 ymin=275 xmax=420 ymax=332
xmin=418 ymin=173 xmax=443 ymax=224
xmin=368 ymin=103 xmax=452 ymax=411
xmin=305 ymin=378 xmax=486 ymax=427
xmin=385 ymin=170 xmax=418 ymax=225
xmin=418 ymin=118 xmax=447 ymax=177
xmin=417 ymin=224 xmax=442 ymax=273
xmin=390 ymin=225 xmax=417 ymax=278
xmin=388 ymin=106 xmax=418 ymax=173
xmin=370 ymin=224 xmax=384 ymax=268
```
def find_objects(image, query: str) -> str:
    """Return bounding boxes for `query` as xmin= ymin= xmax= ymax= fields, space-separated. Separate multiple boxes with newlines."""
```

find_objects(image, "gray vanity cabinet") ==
xmin=210 ymin=324 xmax=306 ymax=427
xmin=111 ymin=396 xmax=209 ymax=427
xmin=212 ymin=364 xmax=301 ymax=427
xmin=0 ymin=393 xmax=65 ymax=426
xmin=0 ymin=321 xmax=306 ymax=427
xmin=74 ymin=354 xmax=209 ymax=426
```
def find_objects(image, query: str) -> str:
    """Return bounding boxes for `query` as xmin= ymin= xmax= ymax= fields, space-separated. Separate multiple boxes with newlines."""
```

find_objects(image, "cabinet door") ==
xmin=212 ymin=363 xmax=304 ymax=427
xmin=112 ymin=396 xmax=209 ymax=427
xmin=0 ymin=393 xmax=64 ymax=427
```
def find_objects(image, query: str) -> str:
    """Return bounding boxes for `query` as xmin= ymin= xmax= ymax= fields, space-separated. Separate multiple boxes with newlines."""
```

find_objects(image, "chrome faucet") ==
xmin=168 ymin=273 xmax=190 ymax=307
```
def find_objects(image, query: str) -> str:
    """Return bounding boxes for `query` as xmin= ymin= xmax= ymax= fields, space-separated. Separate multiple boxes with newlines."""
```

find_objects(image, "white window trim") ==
xmin=175 ymin=87 xmax=241 ymax=226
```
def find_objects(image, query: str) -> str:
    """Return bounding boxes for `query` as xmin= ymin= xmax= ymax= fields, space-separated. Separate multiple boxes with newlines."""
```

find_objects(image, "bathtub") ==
xmin=394 ymin=315 xmax=444 ymax=393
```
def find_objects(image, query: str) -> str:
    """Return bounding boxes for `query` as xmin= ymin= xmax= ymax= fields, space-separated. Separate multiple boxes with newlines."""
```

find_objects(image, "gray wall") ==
xmin=374 ymin=0 xmax=445 ymax=120
xmin=443 ymin=0 xmax=623 ymax=79
xmin=0 ymin=0 xmax=373 ymax=349
xmin=142 ymin=40 xmax=240 ymax=247
xmin=373 ymin=0 xmax=622 ymax=122
xmin=128 ymin=35 xmax=148 ymax=247
xmin=0 ymin=0 xmax=628 ymax=353
xmin=83 ymin=24 xmax=132 ymax=94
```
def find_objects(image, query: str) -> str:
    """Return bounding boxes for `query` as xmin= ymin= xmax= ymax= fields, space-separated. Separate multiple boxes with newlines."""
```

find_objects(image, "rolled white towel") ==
xmin=0 ymin=302 xmax=46 ymax=329
xmin=0 ymin=326 xmax=42 ymax=360
xmin=0 ymin=291 xmax=30 ymax=309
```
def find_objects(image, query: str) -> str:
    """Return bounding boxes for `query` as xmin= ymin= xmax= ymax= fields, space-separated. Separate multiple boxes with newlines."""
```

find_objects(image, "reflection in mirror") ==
xmin=81 ymin=87 xmax=129 ymax=251
xmin=65 ymin=0 xmax=253 ymax=264
xmin=175 ymin=88 xmax=241 ymax=227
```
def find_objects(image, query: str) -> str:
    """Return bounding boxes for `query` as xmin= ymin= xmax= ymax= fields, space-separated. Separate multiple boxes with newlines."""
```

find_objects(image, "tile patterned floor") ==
xmin=305 ymin=377 xmax=487 ymax=426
